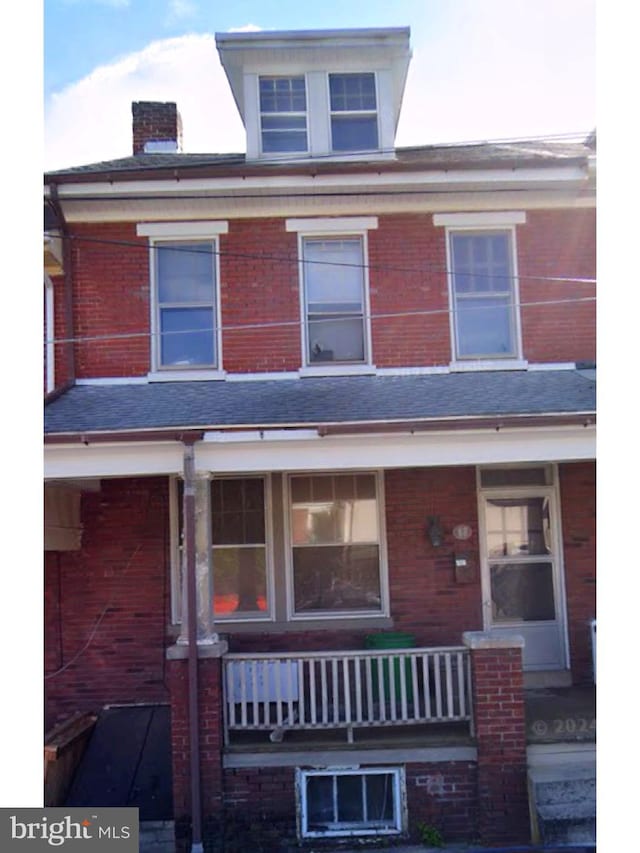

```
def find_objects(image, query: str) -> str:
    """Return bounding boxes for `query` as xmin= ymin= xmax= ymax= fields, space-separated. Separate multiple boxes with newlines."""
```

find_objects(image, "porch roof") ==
xmin=44 ymin=368 xmax=595 ymax=438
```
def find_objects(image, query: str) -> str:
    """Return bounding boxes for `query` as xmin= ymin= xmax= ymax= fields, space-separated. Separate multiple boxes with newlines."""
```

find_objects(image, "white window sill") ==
xmin=449 ymin=359 xmax=528 ymax=373
xmin=147 ymin=369 xmax=227 ymax=382
xmin=298 ymin=364 xmax=377 ymax=378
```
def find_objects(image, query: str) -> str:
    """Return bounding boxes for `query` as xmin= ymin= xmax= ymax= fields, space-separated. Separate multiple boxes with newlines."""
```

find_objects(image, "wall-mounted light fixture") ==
xmin=426 ymin=515 xmax=444 ymax=547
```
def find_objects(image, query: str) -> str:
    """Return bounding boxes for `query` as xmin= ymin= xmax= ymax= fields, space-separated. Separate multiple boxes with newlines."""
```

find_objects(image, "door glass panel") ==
xmin=485 ymin=497 xmax=551 ymax=557
xmin=490 ymin=561 xmax=555 ymax=622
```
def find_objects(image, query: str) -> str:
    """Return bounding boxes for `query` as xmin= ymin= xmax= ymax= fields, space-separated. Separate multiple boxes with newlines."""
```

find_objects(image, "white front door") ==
xmin=478 ymin=469 xmax=567 ymax=671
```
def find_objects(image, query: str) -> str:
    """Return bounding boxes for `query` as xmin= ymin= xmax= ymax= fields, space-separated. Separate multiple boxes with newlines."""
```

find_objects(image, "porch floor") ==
xmin=525 ymin=685 xmax=596 ymax=745
xmin=224 ymin=686 xmax=595 ymax=752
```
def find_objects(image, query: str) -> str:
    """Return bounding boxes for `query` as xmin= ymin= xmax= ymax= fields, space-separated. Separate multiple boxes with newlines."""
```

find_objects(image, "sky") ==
xmin=43 ymin=0 xmax=597 ymax=171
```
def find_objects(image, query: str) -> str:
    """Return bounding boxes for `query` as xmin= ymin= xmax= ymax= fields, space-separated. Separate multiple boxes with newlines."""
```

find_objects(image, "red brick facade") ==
xmin=560 ymin=460 xmax=597 ymax=684
xmin=61 ymin=209 xmax=595 ymax=381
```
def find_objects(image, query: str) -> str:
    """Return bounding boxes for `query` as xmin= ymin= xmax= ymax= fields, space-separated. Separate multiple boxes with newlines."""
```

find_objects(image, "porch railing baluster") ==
xmin=223 ymin=646 xmax=472 ymax=740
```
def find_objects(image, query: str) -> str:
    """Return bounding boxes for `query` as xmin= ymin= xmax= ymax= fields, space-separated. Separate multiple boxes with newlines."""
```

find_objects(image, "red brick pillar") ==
xmin=463 ymin=632 xmax=529 ymax=846
xmin=167 ymin=642 xmax=227 ymax=852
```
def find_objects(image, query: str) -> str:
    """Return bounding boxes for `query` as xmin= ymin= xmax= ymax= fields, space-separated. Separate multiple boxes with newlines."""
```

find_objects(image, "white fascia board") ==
xmin=44 ymin=424 xmax=595 ymax=479
xmin=286 ymin=216 xmax=378 ymax=232
xmin=44 ymin=442 xmax=184 ymax=479
xmin=137 ymin=221 xmax=229 ymax=237
xmin=59 ymin=191 xmax=594 ymax=224
xmin=194 ymin=425 xmax=595 ymax=474
xmin=48 ymin=166 xmax=589 ymax=200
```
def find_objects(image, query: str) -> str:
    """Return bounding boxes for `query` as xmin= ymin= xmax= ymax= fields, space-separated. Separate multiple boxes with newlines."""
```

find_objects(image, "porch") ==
xmin=222 ymin=645 xmax=596 ymax=751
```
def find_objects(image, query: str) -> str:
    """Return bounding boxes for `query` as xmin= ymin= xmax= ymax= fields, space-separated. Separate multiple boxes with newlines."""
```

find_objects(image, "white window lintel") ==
xmin=433 ymin=211 xmax=526 ymax=228
xmin=286 ymin=216 xmax=378 ymax=233
xmin=137 ymin=220 xmax=229 ymax=238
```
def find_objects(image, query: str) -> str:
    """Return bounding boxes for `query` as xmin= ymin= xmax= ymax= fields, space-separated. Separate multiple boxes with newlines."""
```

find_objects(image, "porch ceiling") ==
xmin=44 ymin=368 xmax=595 ymax=437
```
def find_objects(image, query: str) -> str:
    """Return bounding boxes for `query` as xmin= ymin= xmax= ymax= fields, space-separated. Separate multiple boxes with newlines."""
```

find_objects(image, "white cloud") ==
xmin=44 ymin=34 xmax=245 ymax=170
xmin=227 ymin=24 xmax=263 ymax=33
xmin=165 ymin=0 xmax=197 ymax=25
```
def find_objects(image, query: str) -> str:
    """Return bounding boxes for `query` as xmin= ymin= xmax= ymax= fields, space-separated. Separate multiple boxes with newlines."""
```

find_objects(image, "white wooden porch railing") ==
xmin=223 ymin=647 xmax=473 ymax=744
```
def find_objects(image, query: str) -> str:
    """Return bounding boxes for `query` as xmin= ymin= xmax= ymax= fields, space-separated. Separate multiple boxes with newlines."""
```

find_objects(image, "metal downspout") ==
xmin=47 ymin=184 xmax=76 ymax=384
xmin=183 ymin=441 xmax=204 ymax=853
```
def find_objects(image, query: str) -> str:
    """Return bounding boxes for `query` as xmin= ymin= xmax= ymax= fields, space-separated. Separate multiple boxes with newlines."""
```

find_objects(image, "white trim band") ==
xmin=136 ymin=220 xmax=229 ymax=237
xmin=286 ymin=216 xmax=379 ymax=232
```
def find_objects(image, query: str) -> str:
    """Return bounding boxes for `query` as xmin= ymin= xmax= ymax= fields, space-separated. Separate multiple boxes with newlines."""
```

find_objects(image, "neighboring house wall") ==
xmin=560 ymin=460 xmax=597 ymax=684
xmin=44 ymin=478 xmax=172 ymax=728
xmin=67 ymin=210 xmax=595 ymax=378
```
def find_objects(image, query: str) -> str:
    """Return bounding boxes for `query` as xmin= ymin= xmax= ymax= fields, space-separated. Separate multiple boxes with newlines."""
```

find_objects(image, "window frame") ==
xmin=289 ymin=220 xmax=375 ymax=370
xmin=327 ymin=71 xmax=380 ymax=154
xmin=297 ymin=767 xmax=405 ymax=839
xmin=169 ymin=473 xmax=275 ymax=625
xmin=284 ymin=470 xmax=389 ymax=621
xmin=445 ymin=225 xmax=523 ymax=362
xmin=258 ymin=74 xmax=309 ymax=156
xmin=138 ymin=221 xmax=228 ymax=374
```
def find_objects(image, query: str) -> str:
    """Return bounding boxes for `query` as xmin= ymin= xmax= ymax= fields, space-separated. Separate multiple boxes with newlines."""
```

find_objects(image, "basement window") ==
xmin=298 ymin=767 xmax=405 ymax=838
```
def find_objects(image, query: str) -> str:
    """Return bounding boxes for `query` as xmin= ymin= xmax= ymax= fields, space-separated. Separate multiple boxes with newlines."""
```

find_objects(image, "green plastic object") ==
xmin=365 ymin=632 xmax=416 ymax=702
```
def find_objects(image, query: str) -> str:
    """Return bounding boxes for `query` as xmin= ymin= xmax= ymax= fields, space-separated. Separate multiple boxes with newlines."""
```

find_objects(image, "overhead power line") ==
xmin=60 ymin=232 xmax=597 ymax=286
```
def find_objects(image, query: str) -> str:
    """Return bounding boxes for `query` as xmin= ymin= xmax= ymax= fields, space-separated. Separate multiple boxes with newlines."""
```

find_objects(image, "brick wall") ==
xmin=559 ymin=460 xmax=596 ymax=684
xmin=67 ymin=209 xmax=595 ymax=378
xmin=44 ymin=477 xmax=171 ymax=729
xmin=518 ymin=209 xmax=596 ymax=364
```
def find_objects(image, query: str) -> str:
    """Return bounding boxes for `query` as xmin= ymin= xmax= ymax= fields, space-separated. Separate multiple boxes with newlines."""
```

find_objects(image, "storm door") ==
xmin=478 ymin=468 xmax=567 ymax=670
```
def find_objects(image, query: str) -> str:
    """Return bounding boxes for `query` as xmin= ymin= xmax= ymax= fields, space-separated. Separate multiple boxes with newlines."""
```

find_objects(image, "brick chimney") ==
xmin=132 ymin=101 xmax=183 ymax=154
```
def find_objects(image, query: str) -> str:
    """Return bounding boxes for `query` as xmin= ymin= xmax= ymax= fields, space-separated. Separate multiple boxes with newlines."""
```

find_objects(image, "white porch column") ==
xmin=179 ymin=470 xmax=218 ymax=645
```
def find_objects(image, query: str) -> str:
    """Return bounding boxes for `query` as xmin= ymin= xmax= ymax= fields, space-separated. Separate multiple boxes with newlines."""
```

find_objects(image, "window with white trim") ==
xmin=329 ymin=72 xmax=379 ymax=152
xmin=288 ymin=472 xmax=384 ymax=616
xmin=153 ymin=240 xmax=218 ymax=369
xmin=171 ymin=476 xmax=271 ymax=622
xmin=259 ymin=75 xmax=308 ymax=154
xmin=298 ymin=768 xmax=404 ymax=838
xmin=448 ymin=229 xmax=519 ymax=360
xmin=302 ymin=236 xmax=368 ymax=364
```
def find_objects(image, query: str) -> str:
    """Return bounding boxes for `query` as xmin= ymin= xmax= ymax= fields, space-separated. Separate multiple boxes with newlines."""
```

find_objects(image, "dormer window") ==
xmin=329 ymin=73 xmax=379 ymax=152
xmin=259 ymin=76 xmax=308 ymax=154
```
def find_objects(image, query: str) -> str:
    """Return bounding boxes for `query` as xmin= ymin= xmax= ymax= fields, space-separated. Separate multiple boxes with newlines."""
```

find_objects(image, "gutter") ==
xmin=182 ymin=440 xmax=204 ymax=853
xmin=43 ymin=413 xmax=596 ymax=446
xmin=47 ymin=185 xmax=76 ymax=383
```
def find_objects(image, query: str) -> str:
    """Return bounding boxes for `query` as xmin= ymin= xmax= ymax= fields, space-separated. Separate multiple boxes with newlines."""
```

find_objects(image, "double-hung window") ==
xmin=171 ymin=476 xmax=271 ymax=622
xmin=449 ymin=229 xmax=519 ymax=360
xmin=302 ymin=236 xmax=367 ymax=364
xmin=329 ymin=72 xmax=378 ymax=152
xmin=154 ymin=240 xmax=218 ymax=369
xmin=259 ymin=76 xmax=308 ymax=154
xmin=288 ymin=472 xmax=385 ymax=616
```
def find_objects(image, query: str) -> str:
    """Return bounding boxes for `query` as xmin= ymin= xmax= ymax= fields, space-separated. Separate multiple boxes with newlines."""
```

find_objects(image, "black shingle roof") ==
xmin=44 ymin=370 xmax=596 ymax=436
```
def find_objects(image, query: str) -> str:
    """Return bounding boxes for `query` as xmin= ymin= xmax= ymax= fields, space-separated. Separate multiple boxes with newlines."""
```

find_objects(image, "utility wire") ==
xmin=46 ymin=295 xmax=596 ymax=348
xmin=60 ymin=232 xmax=597 ymax=286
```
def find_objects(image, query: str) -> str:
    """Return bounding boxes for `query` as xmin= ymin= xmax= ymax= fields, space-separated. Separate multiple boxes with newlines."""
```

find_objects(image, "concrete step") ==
xmin=140 ymin=821 xmax=175 ymax=853
xmin=528 ymin=762 xmax=595 ymax=847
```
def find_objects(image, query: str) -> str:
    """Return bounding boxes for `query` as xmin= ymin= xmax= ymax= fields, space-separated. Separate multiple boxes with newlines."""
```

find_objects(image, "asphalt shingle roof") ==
xmin=44 ymin=140 xmax=591 ymax=181
xmin=44 ymin=370 xmax=596 ymax=436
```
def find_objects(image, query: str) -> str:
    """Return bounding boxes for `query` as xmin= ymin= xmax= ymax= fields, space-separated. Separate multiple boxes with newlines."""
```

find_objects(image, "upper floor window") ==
xmin=259 ymin=75 xmax=308 ymax=153
xmin=449 ymin=229 xmax=519 ymax=360
xmin=329 ymin=73 xmax=378 ymax=152
xmin=302 ymin=236 xmax=368 ymax=365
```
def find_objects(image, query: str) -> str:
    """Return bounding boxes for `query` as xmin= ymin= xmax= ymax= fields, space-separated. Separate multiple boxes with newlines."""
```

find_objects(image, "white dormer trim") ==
xmin=217 ymin=28 xmax=411 ymax=162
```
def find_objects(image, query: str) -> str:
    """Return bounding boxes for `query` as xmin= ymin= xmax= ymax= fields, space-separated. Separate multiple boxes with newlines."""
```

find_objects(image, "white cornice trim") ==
xmin=49 ymin=166 xmax=589 ymax=199
xmin=44 ymin=424 xmax=595 ymax=479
